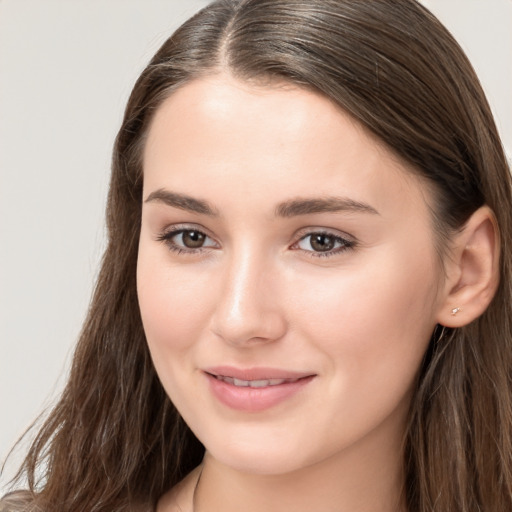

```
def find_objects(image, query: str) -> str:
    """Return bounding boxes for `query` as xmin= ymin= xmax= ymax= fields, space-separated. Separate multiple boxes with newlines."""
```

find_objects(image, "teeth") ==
xmin=215 ymin=375 xmax=299 ymax=387
xmin=249 ymin=379 xmax=274 ymax=388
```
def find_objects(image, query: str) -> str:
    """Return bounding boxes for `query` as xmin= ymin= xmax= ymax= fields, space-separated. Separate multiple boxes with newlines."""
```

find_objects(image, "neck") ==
xmin=194 ymin=424 xmax=407 ymax=512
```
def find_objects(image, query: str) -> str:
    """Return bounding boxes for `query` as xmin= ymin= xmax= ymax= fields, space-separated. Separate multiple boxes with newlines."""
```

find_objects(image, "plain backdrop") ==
xmin=1 ymin=0 xmax=511 ymax=492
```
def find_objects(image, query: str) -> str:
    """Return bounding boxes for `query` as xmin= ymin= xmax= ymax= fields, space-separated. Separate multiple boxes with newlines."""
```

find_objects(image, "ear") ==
xmin=436 ymin=206 xmax=500 ymax=328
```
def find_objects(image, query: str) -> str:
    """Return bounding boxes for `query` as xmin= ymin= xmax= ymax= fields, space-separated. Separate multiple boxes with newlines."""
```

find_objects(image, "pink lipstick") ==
xmin=203 ymin=366 xmax=315 ymax=412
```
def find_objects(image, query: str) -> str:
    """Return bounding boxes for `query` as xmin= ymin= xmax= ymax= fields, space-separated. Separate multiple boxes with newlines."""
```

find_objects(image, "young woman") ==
xmin=2 ymin=1 xmax=511 ymax=511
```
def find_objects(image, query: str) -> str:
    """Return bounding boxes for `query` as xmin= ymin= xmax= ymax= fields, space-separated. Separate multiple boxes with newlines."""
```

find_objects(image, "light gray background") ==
xmin=1 ymin=0 xmax=511 ymax=491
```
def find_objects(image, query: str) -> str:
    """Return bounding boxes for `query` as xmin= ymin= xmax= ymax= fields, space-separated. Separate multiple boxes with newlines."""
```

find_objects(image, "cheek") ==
xmin=278 ymin=249 xmax=438 ymax=449
xmin=137 ymin=253 xmax=220 ymax=415
xmin=136 ymin=248 xmax=214 ymax=363
xmin=290 ymin=245 xmax=438 ymax=386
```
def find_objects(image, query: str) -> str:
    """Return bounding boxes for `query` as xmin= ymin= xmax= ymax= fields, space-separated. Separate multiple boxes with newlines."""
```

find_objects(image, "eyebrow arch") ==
xmin=275 ymin=196 xmax=379 ymax=217
xmin=144 ymin=189 xmax=378 ymax=218
xmin=144 ymin=189 xmax=219 ymax=216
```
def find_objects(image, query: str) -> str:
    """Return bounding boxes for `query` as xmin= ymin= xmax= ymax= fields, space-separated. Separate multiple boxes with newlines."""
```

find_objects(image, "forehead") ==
xmin=142 ymin=74 xmax=430 ymax=219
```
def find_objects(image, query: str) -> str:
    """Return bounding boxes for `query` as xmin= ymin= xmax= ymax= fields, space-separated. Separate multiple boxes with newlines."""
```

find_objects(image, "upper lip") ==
xmin=203 ymin=366 xmax=316 ymax=381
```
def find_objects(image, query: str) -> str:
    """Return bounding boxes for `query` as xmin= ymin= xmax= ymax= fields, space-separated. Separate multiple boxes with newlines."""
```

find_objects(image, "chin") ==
xmin=210 ymin=446 xmax=314 ymax=476
xmin=196 ymin=423 xmax=324 ymax=476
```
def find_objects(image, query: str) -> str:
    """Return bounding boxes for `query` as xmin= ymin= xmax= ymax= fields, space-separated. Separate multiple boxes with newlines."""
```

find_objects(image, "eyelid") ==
xmin=290 ymin=227 xmax=358 ymax=258
xmin=156 ymin=224 xmax=357 ymax=258
xmin=292 ymin=226 xmax=357 ymax=244
xmin=158 ymin=222 xmax=216 ymax=240
xmin=156 ymin=223 xmax=220 ymax=252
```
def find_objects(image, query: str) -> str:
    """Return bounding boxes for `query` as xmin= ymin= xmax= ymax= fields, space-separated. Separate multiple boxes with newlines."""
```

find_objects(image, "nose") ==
xmin=209 ymin=249 xmax=287 ymax=347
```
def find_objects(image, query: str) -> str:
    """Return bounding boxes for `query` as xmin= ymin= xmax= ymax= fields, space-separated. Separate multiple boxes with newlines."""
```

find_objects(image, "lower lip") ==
xmin=205 ymin=373 xmax=314 ymax=412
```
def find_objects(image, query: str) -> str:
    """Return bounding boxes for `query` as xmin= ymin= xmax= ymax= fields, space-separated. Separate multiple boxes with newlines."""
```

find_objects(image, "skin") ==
xmin=137 ymin=74 xmax=478 ymax=512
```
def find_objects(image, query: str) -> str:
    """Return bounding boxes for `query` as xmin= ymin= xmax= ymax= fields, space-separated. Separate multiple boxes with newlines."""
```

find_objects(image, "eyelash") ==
xmin=156 ymin=227 xmax=216 ymax=256
xmin=292 ymin=231 xmax=356 ymax=258
xmin=156 ymin=227 xmax=356 ymax=259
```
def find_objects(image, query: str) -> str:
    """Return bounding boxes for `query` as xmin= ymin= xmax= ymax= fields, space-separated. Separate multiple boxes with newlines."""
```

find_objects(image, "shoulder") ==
xmin=156 ymin=465 xmax=203 ymax=512
xmin=0 ymin=493 xmax=154 ymax=512
xmin=0 ymin=491 xmax=32 ymax=512
xmin=0 ymin=490 xmax=33 ymax=512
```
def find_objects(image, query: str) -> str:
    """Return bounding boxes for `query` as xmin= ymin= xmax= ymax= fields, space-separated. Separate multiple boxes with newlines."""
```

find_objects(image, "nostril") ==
xmin=210 ymin=309 xmax=287 ymax=346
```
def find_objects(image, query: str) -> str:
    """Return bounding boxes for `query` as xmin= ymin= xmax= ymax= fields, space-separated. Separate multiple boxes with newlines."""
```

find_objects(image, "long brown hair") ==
xmin=3 ymin=1 xmax=512 ymax=511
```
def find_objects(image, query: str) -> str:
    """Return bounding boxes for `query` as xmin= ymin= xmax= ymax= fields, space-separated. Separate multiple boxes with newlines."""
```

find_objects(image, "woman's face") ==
xmin=137 ymin=74 xmax=446 ymax=475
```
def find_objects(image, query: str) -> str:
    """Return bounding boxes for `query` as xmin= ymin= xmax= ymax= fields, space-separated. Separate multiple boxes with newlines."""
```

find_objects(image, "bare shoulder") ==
xmin=156 ymin=465 xmax=203 ymax=512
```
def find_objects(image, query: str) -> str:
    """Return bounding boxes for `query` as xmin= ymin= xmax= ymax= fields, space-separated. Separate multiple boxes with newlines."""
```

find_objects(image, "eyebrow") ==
xmin=275 ymin=196 xmax=379 ymax=217
xmin=144 ymin=189 xmax=219 ymax=216
xmin=144 ymin=189 xmax=379 ymax=218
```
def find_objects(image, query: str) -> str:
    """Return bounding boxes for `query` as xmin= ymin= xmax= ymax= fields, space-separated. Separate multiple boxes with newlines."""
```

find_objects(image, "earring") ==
xmin=451 ymin=307 xmax=462 ymax=316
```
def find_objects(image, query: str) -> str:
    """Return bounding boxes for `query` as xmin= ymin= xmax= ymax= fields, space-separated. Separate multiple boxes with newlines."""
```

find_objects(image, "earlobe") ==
xmin=437 ymin=206 xmax=500 ymax=328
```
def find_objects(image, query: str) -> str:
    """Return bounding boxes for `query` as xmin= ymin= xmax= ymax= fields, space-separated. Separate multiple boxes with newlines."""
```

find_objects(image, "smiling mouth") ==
xmin=204 ymin=369 xmax=315 ymax=411
xmin=209 ymin=374 xmax=304 ymax=388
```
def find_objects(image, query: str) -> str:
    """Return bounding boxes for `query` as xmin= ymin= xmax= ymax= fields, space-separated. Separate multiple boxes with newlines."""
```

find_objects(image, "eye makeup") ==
xmin=291 ymin=231 xmax=356 ymax=259
xmin=156 ymin=224 xmax=357 ymax=259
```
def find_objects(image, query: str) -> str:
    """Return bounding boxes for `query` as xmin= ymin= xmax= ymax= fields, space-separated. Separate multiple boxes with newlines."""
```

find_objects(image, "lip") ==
xmin=204 ymin=365 xmax=314 ymax=381
xmin=203 ymin=366 xmax=316 ymax=412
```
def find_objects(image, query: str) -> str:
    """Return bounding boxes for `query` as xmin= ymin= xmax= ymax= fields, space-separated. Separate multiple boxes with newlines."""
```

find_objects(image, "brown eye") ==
xmin=157 ymin=227 xmax=217 ymax=254
xmin=295 ymin=231 xmax=354 ymax=257
xmin=309 ymin=233 xmax=335 ymax=252
xmin=181 ymin=230 xmax=206 ymax=248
